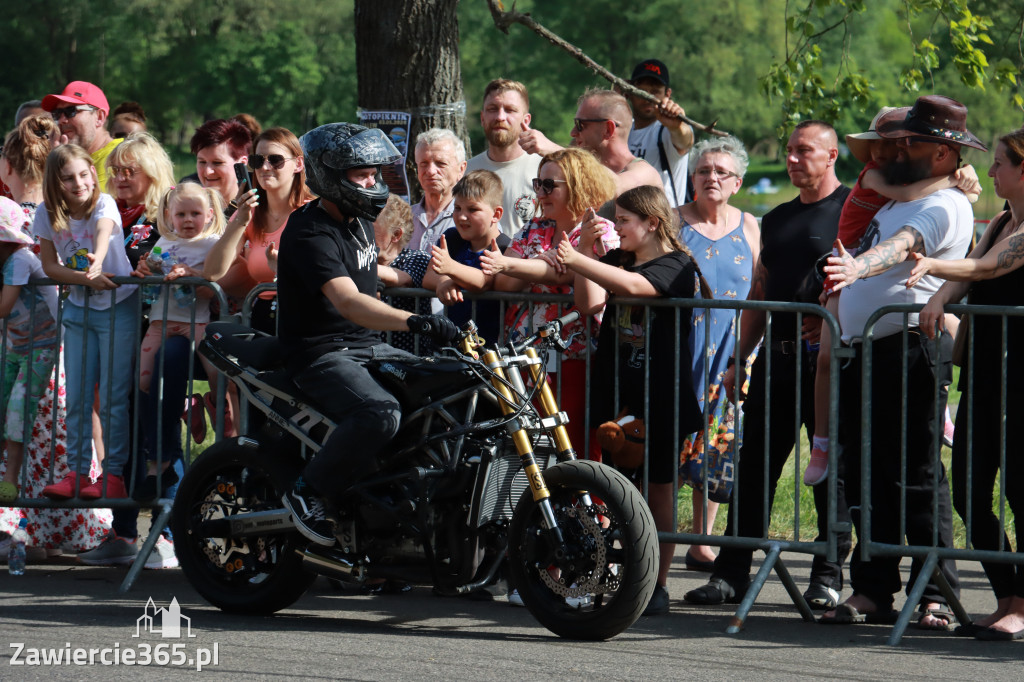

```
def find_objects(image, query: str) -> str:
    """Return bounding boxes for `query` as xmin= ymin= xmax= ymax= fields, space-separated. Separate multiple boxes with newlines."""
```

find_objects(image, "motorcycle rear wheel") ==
xmin=171 ymin=439 xmax=316 ymax=614
xmin=507 ymin=459 xmax=658 ymax=640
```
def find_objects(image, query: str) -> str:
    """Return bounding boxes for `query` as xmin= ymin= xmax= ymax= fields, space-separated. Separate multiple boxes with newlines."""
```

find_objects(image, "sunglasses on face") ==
xmin=573 ymin=118 xmax=619 ymax=134
xmin=532 ymin=177 xmax=567 ymax=195
xmin=51 ymin=105 xmax=94 ymax=121
xmin=109 ymin=165 xmax=141 ymax=180
xmin=248 ymin=154 xmax=295 ymax=170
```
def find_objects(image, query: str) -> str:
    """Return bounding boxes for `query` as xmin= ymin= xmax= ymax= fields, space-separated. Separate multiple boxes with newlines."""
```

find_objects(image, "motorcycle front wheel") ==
xmin=170 ymin=439 xmax=316 ymax=614
xmin=507 ymin=459 xmax=659 ymax=640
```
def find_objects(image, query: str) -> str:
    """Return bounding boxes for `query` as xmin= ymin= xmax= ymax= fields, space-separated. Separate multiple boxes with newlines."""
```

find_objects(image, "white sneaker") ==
xmin=507 ymin=589 xmax=525 ymax=607
xmin=565 ymin=584 xmax=592 ymax=609
xmin=138 ymin=536 xmax=179 ymax=570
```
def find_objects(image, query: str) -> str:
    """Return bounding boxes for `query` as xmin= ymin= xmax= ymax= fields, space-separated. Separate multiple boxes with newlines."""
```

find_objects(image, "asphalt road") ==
xmin=1 ymin=550 xmax=1020 ymax=681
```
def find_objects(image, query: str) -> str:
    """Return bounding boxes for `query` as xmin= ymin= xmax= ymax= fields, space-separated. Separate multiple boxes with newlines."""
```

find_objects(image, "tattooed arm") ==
xmin=907 ymin=212 xmax=1024 ymax=286
xmin=824 ymin=227 xmax=925 ymax=293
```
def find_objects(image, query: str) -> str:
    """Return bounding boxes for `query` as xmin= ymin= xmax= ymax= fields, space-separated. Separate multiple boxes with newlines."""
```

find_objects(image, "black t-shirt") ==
xmin=441 ymin=228 xmax=511 ymax=343
xmin=591 ymin=249 xmax=702 ymax=438
xmin=277 ymin=200 xmax=381 ymax=368
xmin=759 ymin=184 xmax=850 ymax=338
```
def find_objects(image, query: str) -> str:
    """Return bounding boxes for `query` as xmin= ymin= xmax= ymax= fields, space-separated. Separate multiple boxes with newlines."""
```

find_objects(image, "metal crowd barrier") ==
xmin=859 ymin=303 xmax=1024 ymax=645
xmin=0 ymin=275 xmax=229 ymax=592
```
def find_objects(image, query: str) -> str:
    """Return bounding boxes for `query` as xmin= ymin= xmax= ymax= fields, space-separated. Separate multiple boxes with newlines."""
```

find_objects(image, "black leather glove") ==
xmin=407 ymin=314 xmax=459 ymax=346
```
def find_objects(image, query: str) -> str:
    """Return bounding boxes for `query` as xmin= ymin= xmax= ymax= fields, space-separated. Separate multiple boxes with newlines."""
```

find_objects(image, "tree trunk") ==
xmin=355 ymin=0 xmax=467 ymax=203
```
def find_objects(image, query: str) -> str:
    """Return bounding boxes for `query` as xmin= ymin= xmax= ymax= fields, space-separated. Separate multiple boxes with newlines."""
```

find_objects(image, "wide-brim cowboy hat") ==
xmin=876 ymin=95 xmax=987 ymax=152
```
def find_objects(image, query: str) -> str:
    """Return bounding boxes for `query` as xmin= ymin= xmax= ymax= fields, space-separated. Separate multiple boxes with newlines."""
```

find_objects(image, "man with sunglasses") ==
xmin=41 ymin=81 xmax=120 ymax=188
xmin=626 ymin=59 xmax=693 ymax=208
xmin=818 ymin=96 xmax=984 ymax=628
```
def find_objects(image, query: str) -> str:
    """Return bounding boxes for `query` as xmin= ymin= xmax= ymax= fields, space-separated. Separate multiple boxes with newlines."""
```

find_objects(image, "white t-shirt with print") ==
xmin=32 ymin=193 xmax=136 ymax=309
xmin=466 ymin=151 xmax=541 ymax=238
xmin=838 ymin=189 xmax=973 ymax=342
xmin=148 ymin=234 xmax=221 ymax=324
xmin=628 ymin=121 xmax=689 ymax=207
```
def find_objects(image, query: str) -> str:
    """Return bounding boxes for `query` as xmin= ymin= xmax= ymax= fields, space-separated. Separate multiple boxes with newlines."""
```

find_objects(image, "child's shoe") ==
xmin=943 ymin=407 xmax=955 ymax=448
xmin=41 ymin=473 xmax=91 ymax=500
xmin=79 ymin=474 xmax=127 ymax=500
xmin=803 ymin=447 xmax=829 ymax=486
xmin=184 ymin=393 xmax=207 ymax=444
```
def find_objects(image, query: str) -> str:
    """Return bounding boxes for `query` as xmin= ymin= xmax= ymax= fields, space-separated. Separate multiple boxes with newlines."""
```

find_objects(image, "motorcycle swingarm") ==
xmin=200 ymin=508 xmax=296 ymax=538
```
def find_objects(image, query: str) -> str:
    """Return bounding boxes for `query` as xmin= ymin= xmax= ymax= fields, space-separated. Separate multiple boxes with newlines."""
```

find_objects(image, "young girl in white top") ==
xmin=34 ymin=145 xmax=138 ymax=500
xmin=133 ymin=183 xmax=225 ymax=499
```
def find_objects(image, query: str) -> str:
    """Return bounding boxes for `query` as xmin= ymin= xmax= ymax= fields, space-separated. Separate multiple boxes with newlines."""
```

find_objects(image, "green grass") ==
xmin=675 ymin=367 xmax=1017 ymax=550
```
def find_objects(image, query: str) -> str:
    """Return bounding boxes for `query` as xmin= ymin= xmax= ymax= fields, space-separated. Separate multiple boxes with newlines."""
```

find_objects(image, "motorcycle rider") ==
xmin=277 ymin=122 xmax=458 ymax=545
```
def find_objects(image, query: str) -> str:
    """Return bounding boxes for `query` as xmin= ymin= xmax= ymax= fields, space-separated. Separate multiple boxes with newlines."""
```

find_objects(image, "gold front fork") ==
xmin=523 ymin=347 xmax=577 ymax=460
xmin=481 ymin=349 xmax=550 ymax=503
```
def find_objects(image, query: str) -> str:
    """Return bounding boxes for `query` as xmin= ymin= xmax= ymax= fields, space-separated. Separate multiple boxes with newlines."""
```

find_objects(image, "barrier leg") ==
xmin=118 ymin=499 xmax=174 ymax=594
xmin=727 ymin=542 xmax=781 ymax=634
xmin=774 ymin=554 xmax=817 ymax=623
xmin=931 ymin=564 xmax=971 ymax=629
xmin=887 ymin=550 xmax=939 ymax=646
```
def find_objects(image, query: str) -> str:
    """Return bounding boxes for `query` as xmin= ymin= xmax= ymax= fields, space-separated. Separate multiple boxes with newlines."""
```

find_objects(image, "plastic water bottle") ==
xmin=8 ymin=518 xmax=28 ymax=575
xmin=142 ymin=246 xmax=164 ymax=304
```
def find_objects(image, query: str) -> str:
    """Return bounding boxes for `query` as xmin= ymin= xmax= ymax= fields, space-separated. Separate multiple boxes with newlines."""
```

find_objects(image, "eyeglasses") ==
xmin=249 ymin=154 xmax=295 ymax=170
xmin=51 ymin=105 xmax=94 ymax=121
xmin=109 ymin=165 xmax=141 ymax=180
xmin=694 ymin=167 xmax=739 ymax=180
xmin=532 ymin=177 xmax=567 ymax=195
xmin=573 ymin=118 xmax=619 ymax=134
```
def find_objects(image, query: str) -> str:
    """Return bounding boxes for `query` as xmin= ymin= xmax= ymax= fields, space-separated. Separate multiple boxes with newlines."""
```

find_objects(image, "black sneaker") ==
xmin=281 ymin=480 xmax=336 ymax=546
xmin=803 ymin=583 xmax=840 ymax=610
xmin=643 ymin=584 xmax=670 ymax=616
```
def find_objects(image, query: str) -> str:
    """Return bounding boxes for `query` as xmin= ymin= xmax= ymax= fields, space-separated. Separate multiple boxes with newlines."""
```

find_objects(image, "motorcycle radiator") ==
xmin=474 ymin=437 xmax=557 ymax=527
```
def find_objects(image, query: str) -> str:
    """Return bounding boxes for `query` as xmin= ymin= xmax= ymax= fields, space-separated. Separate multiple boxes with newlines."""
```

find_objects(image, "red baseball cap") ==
xmin=41 ymin=81 xmax=110 ymax=115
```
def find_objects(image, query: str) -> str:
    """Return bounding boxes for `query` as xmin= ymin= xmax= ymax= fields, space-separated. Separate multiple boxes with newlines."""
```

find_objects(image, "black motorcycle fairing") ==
xmin=368 ymin=357 xmax=478 ymax=408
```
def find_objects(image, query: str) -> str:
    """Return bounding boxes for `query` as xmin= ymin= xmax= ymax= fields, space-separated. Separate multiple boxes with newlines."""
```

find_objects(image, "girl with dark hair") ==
xmin=557 ymin=184 xmax=709 ymax=616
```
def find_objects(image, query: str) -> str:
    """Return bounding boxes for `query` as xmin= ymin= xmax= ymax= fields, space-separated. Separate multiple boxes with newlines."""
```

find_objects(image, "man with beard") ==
xmin=41 ymin=81 xmax=120 ymax=188
xmin=409 ymin=128 xmax=467 ymax=251
xmin=820 ymin=96 xmax=984 ymax=628
xmin=466 ymin=79 xmax=541 ymax=238
xmin=519 ymin=89 xmax=663 ymax=198
xmin=684 ymin=120 xmax=852 ymax=613
xmin=625 ymin=59 xmax=693 ymax=207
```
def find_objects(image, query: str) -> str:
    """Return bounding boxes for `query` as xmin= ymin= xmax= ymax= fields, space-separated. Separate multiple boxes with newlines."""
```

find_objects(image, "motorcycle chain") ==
xmin=538 ymin=505 xmax=617 ymax=598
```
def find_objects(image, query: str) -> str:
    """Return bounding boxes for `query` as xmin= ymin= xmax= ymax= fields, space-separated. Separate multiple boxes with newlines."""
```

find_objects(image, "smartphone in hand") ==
xmin=233 ymin=162 xmax=254 ymax=193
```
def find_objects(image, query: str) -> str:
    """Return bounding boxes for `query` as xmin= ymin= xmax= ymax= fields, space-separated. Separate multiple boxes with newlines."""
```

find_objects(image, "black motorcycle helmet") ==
xmin=300 ymin=122 xmax=401 ymax=221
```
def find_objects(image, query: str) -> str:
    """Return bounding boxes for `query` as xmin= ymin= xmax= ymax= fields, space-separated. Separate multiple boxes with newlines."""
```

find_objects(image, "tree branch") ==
xmin=485 ymin=0 xmax=727 ymax=137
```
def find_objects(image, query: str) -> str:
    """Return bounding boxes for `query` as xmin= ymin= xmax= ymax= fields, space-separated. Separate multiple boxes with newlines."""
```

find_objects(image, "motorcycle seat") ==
xmin=205 ymin=321 xmax=284 ymax=371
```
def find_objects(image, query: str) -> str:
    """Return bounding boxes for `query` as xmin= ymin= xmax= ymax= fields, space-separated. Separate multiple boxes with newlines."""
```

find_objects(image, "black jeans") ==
xmin=291 ymin=344 xmax=415 ymax=500
xmin=951 ymin=375 xmax=1024 ymax=599
xmin=714 ymin=348 xmax=852 ymax=590
xmin=838 ymin=330 xmax=959 ymax=610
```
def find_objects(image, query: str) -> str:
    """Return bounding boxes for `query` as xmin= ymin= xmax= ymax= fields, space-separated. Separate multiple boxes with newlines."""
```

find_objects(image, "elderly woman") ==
xmin=203 ymin=126 xmax=311 ymax=335
xmin=675 ymin=136 xmax=760 ymax=571
xmin=105 ymin=132 xmax=175 ymax=267
xmin=915 ymin=127 xmax=1024 ymax=641
xmin=481 ymin=146 xmax=618 ymax=460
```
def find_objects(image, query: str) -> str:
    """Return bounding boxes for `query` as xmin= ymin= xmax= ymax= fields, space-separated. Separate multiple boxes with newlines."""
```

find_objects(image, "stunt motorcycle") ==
xmin=171 ymin=312 xmax=658 ymax=640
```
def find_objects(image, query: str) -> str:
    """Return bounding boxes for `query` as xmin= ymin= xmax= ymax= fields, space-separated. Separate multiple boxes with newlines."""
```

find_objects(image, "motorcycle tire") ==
xmin=171 ymin=438 xmax=316 ymax=615
xmin=507 ymin=459 xmax=659 ymax=640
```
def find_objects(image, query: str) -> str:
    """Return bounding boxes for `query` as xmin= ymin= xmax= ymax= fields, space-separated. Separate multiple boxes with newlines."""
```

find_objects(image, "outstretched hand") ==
xmin=517 ymin=120 xmax=561 ymax=157
xmin=905 ymin=251 xmax=933 ymax=288
xmin=430 ymin=235 xmax=455 ymax=275
xmin=479 ymin=239 xmax=507 ymax=276
xmin=823 ymin=239 xmax=860 ymax=293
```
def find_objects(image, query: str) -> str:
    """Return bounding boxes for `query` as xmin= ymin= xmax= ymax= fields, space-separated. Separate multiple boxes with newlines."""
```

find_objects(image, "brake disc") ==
xmin=538 ymin=505 xmax=615 ymax=598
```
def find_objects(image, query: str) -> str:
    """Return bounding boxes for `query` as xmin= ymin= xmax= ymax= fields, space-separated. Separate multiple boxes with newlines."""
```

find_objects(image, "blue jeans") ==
xmin=62 ymin=292 xmax=138 ymax=476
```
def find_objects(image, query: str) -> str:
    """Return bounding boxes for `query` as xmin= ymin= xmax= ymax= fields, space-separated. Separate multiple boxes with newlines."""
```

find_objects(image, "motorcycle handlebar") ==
xmin=510 ymin=309 xmax=582 ymax=354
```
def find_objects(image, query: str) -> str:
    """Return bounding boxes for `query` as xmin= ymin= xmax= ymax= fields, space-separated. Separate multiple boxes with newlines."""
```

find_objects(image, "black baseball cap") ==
xmin=630 ymin=59 xmax=670 ymax=88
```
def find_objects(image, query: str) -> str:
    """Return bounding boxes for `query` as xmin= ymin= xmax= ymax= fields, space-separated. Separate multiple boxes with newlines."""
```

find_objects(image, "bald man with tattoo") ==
xmin=820 ymin=96 xmax=985 ymax=628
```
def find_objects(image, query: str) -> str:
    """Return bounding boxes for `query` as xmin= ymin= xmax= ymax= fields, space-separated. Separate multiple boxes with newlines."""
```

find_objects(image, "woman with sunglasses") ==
xmin=203 ymin=127 xmax=312 ymax=335
xmin=674 ymin=136 xmax=760 ymax=572
xmin=480 ymin=147 xmax=617 ymax=457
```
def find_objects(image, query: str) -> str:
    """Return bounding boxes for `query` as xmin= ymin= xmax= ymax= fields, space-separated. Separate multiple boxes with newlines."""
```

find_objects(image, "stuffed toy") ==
xmin=596 ymin=410 xmax=646 ymax=469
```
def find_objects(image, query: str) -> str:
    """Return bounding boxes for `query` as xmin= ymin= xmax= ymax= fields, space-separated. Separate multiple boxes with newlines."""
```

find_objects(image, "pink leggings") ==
xmin=138 ymin=321 xmax=206 ymax=393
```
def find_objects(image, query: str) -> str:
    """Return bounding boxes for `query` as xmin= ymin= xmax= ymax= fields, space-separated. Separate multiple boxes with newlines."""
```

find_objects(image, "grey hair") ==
xmin=688 ymin=135 xmax=749 ymax=180
xmin=14 ymin=100 xmax=43 ymax=126
xmin=414 ymin=127 xmax=466 ymax=164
